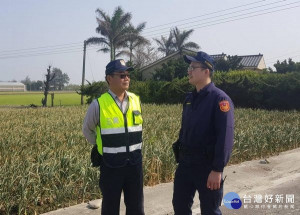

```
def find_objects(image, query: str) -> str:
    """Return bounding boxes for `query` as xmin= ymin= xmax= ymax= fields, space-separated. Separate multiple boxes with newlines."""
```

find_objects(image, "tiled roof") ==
xmin=239 ymin=55 xmax=263 ymax=67
xmin=211 ymin=54 xmax=227 ymax=61
xmin=140 ymin=49 xmax=265 ymax=72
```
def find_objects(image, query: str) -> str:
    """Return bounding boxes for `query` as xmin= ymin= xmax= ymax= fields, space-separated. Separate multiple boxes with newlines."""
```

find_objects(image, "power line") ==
xmin=0 ymin=42 xmax=82 ymax=54
xmin=142 ymin=0 xmax=287 ymax=35
xmin=0 ymin=46 xmax=83 ymax=57
xmin=143 ymin=1 xmax=300 ymax=38
xmin=0 ymin=0 xmax=299 ymax=59
xmin=0 ymin=46 xmax=100 ymax=60
xmin=144 ymin=0 xmax=267 ymax=30
xmin=0 ymin=0 xmax=288 ymax=55
xmin=0 ymin=43 xmax=103 ymax=59
xmin=0 ymin=1 xmax=269 ymax=56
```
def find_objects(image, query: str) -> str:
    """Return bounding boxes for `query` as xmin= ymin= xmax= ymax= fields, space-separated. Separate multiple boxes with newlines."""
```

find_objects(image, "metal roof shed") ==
xmin=0 ymin=82 xmax=26 ymax=92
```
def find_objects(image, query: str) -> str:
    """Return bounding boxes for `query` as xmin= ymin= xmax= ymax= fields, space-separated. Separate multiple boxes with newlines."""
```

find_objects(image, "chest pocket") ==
xmin=133 ymin=110 xmax=143 ymax=125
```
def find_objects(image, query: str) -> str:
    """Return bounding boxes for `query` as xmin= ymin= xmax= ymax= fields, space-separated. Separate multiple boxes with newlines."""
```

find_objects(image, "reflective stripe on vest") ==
xmin=129 ymin=142 xmax=142 ymax=151
xmin=103 ymin=142 xmax=142 ymax=154
xmin=96 ymin=92 xmax=143 ymax=161
xmin=101 ymin=125 xmax=142 ymax=135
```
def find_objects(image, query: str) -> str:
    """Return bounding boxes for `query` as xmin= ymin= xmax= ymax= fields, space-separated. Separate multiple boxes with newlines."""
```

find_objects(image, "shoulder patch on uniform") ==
xmin=219 ymin=100 xmax=230 ymax=112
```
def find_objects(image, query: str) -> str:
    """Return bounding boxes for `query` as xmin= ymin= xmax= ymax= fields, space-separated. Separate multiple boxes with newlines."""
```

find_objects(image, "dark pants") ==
xmin=99 ymin=162 xmax=144 ymax=215
xmin=172 ymin=163 xmax=223 ymax=215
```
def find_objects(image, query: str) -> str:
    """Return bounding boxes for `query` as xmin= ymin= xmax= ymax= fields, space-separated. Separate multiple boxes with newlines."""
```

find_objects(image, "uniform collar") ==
xmin=193 ymin=82 xmax=214 ymax=96
xmin=108 ymin=89 xmax=128 ymax=100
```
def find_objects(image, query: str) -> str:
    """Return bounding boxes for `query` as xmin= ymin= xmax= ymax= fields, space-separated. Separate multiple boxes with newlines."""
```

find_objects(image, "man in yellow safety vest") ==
xmin=83 ymin=59 xmax=144 ymax=215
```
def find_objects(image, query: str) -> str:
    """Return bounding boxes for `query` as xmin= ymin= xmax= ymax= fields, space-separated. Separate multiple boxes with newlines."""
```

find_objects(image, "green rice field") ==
xmin=0 ymin=91 xmax=83 ymax=106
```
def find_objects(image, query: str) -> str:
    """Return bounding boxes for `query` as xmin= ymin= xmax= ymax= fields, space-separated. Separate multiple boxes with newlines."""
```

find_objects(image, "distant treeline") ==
xmin=79 ymin=71 xmax=300 ymax=110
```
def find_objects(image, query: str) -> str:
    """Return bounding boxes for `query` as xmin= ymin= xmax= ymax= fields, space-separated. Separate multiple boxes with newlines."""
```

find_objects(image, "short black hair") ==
xmin=199 ymin=63 xmax=213 ymax=77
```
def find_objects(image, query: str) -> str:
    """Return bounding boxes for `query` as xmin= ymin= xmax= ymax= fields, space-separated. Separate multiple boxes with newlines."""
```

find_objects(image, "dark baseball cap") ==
xmin=184 ymin=51 xmax=215 ymax=71
xmin=105 ymin=59 xmax=134 ymax=75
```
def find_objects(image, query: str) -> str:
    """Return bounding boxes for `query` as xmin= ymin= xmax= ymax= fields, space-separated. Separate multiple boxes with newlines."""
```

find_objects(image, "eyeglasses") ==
xmin=187 ymin=66 xmax=206 ymax=71
xmin=113 ymin=73 xmax=130 ymax=79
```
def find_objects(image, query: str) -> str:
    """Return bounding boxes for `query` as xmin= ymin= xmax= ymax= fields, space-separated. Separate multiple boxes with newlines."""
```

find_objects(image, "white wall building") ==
xmin=0 ymin=82 xmax=26 ymax=92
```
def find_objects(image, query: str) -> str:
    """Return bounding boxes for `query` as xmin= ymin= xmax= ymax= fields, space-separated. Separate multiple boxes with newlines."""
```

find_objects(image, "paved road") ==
xmin=42 ymin=148 xmax=300 ymax=215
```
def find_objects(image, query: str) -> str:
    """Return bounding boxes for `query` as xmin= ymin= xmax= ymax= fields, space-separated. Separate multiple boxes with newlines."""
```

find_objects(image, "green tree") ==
xmin=154 ymin=32 xmax=175 ymax=56
xmin=42 ymin=66 xmax=55 ymax=107
xmin=118 ymin=23 xmax=150 ymax=63
xmin=79 ymin=81 xmax=108 ymax=104
xmin=51 ymin=68 xmax=70 ymax=90
xmin=153 ymin=58 xmax=188 ymax=81
xmin=215 ymin=55 xmax=243 ymax=72
xmin=31 ymin=80 xmax=43 ymax=91
xmin=86 ymin=6 xmax=132 ymax=60
xmin=21 ymin=76 xmax=31 ymax=91
xmin=274 ymin=58 xmax=300 ymax=73
xmin=172 ymin=27 xmax=199 ymax=53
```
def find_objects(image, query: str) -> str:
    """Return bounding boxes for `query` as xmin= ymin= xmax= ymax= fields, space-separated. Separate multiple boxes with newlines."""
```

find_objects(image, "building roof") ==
xmin=238 ymin=54 xmax=264 ymax=68
xmin=140 ymin=49 xmax=265 ymax=75
xmin=211 ymin=53 xmax=227 ymax=61
xmin=0 ymin=82 xmax=25 ymax=86
xmin=140 ymin=48 xmax=203 ymax=72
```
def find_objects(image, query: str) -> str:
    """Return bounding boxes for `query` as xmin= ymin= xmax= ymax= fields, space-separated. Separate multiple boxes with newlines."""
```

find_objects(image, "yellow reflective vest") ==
xmin=96 ymin=92 xmax=143 ymax=167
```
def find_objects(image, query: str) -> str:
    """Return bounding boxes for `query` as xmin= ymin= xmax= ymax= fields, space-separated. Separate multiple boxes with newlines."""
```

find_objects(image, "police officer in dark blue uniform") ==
xmin=172 ymin=51 xmax=234 ymax=215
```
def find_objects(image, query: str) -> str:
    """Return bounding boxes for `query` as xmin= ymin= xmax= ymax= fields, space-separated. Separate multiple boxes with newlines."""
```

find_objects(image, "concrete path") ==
xmin=42 ymin=148 xmax=300 ymax=215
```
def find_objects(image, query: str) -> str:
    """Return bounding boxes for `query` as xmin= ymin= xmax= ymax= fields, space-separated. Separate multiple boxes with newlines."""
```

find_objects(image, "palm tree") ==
xmin=154 ymin=32 xmax=175 ymax=56
xmin=86 ymin=6 xmax=132 ymax=60
xmin=117 ymin=22 xmax=150 ymax=63
xmin=172 ymin=27 xmax=200 ymax=53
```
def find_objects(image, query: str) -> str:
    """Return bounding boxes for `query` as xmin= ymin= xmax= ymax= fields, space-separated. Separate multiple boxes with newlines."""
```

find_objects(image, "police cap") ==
xmin=184 ymin=51 xmax=215 ymax=71
xmin=105 ymin=59 xmax=134 ymax=75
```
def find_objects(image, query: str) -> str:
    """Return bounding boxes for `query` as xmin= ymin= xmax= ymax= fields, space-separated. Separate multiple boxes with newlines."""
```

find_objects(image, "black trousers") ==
xmin=99 ymin=162 xmax=144 ymax=215
xmin=172 ymin=163 xmax=223 ymax=215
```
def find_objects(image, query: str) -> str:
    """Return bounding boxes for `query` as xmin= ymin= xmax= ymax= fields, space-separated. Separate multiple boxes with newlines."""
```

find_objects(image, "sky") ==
xmin=1 ymin=0 xmax=300 ymax=84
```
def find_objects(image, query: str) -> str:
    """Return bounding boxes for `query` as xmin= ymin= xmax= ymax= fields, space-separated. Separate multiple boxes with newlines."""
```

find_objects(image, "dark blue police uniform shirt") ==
xmin=179 ymin=82 xmax=234 ymax=172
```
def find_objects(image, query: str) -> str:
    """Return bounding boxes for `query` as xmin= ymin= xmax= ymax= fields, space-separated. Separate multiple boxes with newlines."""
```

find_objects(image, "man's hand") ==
xmin=207 ymin=170 xmax=222 ymax=190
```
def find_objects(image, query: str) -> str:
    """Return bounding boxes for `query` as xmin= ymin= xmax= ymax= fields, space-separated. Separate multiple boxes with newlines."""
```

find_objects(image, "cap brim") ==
xmin=184 ymin=55 xmax=199 ymax=64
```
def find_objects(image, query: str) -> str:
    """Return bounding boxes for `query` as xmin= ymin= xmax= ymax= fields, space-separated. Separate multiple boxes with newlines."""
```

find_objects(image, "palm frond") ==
xmin=172 ymin=27 xmax=199 ymax=51
xmin=98 ymin=48 xmax=110 ymax=53
xmin=184 ymin=42 xmax=200 ymax=50
xmin=95 ymin=8 xmax=110 ymax=22
xmin=86 ymin=37 xmax=109 ymax=46
xmin=136 ymin=22 xmax=146 ymax=32
xmin=116 ymin=50 xmax=131 ymax=58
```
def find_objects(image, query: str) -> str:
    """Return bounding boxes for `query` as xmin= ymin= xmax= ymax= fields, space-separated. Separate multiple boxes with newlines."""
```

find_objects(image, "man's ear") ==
xmin=106 ymin=75 xmax=111 ymax=85
xmin=205 ymin=69 xmax=210 ymax=76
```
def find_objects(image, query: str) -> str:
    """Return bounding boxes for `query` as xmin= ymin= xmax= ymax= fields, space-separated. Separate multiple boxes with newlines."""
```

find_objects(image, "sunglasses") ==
xmin=113 ymin=73 xmax=130 ymax=79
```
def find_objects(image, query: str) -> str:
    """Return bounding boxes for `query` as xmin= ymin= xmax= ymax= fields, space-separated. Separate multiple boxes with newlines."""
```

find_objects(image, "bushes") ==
xmin=132 ymin=71 xmax=300 ymax=110
xmin=79 ymin=71 xmax=300 ymax=110
xmin=213 ymin=71 xmax=300 ymax=110
xmin=130 ymin=78 xmax=193 ymax=104
xmin=79 ymin=81 xmax=108 ymax=104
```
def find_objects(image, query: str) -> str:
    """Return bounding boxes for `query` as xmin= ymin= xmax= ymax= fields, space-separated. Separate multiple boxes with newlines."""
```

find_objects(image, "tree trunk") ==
xmin=111 ymin=45 xmax=115 ymax=61
xmin=51 ymin=93 xmax=54 ymax=107
xmin=130 ymin=47 xmax=133 ymax=63
xmin=42 ymin=66 xmax=55 ymax=107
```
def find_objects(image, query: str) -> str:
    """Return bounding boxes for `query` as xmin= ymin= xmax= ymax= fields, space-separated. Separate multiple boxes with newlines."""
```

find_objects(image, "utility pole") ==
xmin=81 ymin=40 xmax=87 ymax=105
